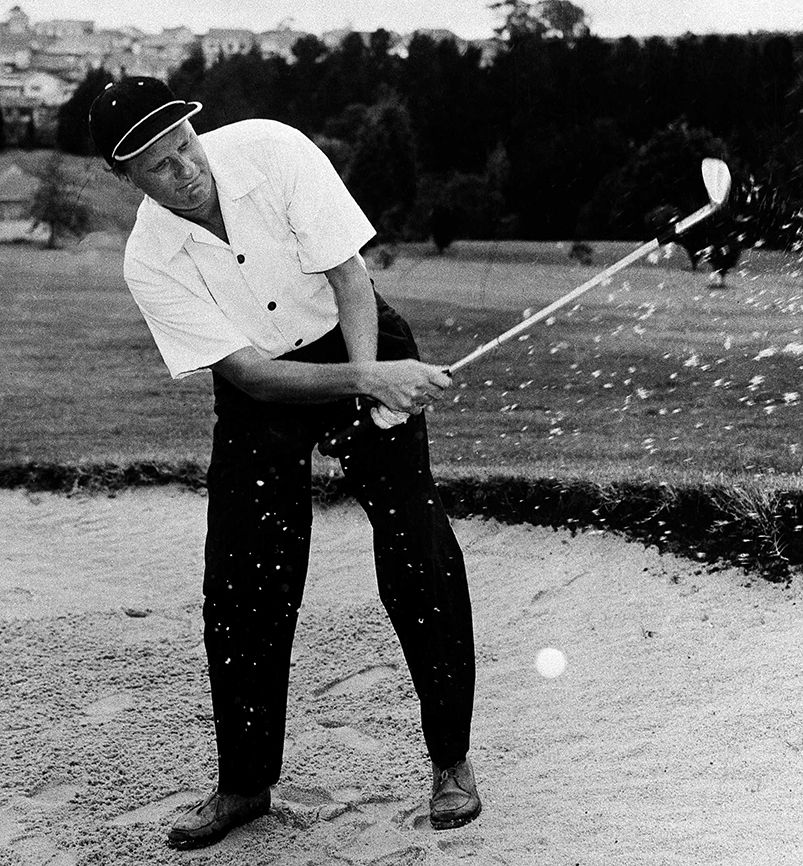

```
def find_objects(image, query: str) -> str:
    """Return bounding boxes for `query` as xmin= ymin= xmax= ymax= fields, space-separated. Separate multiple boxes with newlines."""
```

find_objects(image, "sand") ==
xmin=1 ymin=486 xmax=802 ymax=866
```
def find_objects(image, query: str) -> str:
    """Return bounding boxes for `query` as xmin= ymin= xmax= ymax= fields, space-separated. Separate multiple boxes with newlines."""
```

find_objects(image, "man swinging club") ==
xmin=88 ymin=77 xmax=481 ymax=850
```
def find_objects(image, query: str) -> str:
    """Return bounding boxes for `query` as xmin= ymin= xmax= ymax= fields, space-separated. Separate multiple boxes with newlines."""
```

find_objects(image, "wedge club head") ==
xmin=702 ymin=158 xmax=732 ymax=207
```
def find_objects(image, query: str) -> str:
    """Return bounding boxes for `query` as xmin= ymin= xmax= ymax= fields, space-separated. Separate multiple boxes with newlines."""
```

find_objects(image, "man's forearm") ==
xmin=212 ymin=351 xmax=368 ymax=403
xmin=326 ymin=255 xmax=378 ymax=363
xmin=212 ymin=349 xmax=450 ymax=414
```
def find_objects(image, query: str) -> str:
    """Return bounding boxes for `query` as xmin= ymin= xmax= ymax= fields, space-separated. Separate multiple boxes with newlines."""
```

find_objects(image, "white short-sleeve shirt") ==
xmin=123 ymin=119 xmax=376 ymax=379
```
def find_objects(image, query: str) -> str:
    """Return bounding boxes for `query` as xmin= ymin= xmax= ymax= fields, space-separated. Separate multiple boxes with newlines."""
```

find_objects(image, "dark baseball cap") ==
xmin=88 ymin=76 xmax=202 ymax=166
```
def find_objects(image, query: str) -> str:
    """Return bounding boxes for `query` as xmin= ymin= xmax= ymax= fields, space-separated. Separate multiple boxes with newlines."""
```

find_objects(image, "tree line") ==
xmin=47 ymin=17 xmax=803 ymax=249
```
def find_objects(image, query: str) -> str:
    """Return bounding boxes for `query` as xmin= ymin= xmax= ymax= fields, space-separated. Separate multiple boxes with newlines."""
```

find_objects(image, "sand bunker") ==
xmin=2 ymin=487 xmax=802 ymax=865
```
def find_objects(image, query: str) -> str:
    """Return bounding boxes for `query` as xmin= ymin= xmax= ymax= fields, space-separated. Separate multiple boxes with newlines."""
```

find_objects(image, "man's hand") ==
xmin=356 ymin=359 xmax=452 ymax=415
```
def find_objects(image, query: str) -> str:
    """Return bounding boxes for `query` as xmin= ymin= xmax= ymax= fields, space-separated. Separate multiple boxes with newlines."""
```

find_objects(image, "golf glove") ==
xmin=370 ymin=404 xmax=409 ymax=429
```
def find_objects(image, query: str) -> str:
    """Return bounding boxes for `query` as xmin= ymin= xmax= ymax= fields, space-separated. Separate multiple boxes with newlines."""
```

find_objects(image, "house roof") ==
xmin=0 ymin=163 xmax=40 ymax=202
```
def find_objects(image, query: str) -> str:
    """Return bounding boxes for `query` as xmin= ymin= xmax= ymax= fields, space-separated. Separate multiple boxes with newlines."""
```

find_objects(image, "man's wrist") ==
xmin=351 ymin=360 xmax=377 ymax=398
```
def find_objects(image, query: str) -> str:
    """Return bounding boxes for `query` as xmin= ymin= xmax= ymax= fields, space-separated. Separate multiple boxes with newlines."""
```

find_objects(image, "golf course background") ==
xmin=1 ymin=150 xmax=801 ymax=577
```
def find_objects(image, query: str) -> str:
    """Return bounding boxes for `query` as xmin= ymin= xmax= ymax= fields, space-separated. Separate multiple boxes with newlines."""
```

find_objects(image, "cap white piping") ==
xmin=112 ymin=101 xmax=202 ymax=161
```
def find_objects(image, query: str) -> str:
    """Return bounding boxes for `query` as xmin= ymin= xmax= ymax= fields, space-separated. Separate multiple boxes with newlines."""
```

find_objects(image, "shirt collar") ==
xmin=144 ymin=142 xmax=267 ymax=263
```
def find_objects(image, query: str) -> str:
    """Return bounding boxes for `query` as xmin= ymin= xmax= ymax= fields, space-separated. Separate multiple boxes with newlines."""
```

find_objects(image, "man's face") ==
xmin=126 ymin=122 xmax=213 ymax=217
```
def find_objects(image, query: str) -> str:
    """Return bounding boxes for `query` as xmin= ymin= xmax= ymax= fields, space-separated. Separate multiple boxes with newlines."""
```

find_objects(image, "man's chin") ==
xmin=170 ymin=189 xmax=211 ymax=218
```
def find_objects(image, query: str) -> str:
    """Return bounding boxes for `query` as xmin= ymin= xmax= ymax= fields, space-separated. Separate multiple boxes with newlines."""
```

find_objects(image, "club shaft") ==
xmin=448 ymin=202 xmax=717 ymax=373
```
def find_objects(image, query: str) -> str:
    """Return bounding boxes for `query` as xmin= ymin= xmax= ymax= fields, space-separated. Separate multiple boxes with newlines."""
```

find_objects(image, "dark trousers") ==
xmin=202 ymin=295 xmax=476 ymax=795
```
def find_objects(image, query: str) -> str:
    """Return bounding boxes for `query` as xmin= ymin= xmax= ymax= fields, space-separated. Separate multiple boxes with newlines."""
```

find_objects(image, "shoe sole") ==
xmin=166 ymin=807 xmax=270 ymax=850
xmin=167 ymin=825 xmax=232 ymax=851
xmin=430 ymin=800 xmax=482 ymax=831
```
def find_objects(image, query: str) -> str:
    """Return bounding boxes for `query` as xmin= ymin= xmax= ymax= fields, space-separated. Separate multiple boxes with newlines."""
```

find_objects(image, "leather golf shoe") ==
xmin=430 ymin=757 xmax=481 ymax=830
xmin=166 ymin=786 xmax=271 ymax=850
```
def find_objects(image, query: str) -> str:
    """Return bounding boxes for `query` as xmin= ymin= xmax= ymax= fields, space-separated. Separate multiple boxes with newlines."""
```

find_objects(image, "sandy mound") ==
xmin=1 ymin=488 xmax=801 ymax=865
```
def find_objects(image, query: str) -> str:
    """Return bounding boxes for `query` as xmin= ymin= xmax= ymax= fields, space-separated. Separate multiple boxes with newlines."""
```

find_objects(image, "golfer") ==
xmin=88 ymin=77 xmax=480 ymax=850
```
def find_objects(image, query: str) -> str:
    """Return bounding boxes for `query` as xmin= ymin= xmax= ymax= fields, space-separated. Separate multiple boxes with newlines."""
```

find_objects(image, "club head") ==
xmin=701 ymin=158 xmax=731 ymax=207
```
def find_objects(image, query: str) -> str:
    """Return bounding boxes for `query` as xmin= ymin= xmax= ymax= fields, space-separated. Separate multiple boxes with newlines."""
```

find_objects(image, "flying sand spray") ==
xmin=323 ymin=159 xmax=732 ymax=679
xmin=327 ymin=158 xmax=733 ymax=442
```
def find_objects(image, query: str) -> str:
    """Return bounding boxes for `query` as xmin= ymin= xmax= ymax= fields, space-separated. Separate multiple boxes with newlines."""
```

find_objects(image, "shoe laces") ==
xmin=190 ymin=790 xmax=218 ymax=813
xmin=439 ymin=766 xmax=459 ymax=783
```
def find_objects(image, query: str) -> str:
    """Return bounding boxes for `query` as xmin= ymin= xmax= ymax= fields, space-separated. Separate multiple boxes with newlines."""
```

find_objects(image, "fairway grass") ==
xmin=2 ymin=238 xmax=801 ymax=575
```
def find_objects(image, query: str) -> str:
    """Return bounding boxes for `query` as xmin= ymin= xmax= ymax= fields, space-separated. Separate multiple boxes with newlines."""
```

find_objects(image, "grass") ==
xmin=377 ymin=240 xmax=803 ymax=485
xmin=1 ymin=220 xmax=802 ymax=577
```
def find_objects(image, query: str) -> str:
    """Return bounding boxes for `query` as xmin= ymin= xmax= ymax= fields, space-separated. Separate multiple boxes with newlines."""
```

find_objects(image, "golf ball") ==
xmin=535 ymin=647 xmax=567 ymax=679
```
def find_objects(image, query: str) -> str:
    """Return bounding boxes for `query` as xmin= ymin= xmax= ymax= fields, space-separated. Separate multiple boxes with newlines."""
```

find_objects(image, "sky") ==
xmin=12 ymin=0 xmax=803 ymax=40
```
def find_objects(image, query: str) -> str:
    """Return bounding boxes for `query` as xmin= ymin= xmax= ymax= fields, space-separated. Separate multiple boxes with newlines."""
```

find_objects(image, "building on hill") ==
xmin=3 ymin=4 xmax=30 ymax=35
xmin=130 ymin=27 xmax=197 ymax=75
xmin=0 ymin=5 xmax=503 ymax=85
xmin=201 ymin=28 xmax=256 ymax=65
xmin=0 ymin=70 xmax=74 ymax=145
xmin=139 ymin=26 xmax=195 ymax=55
xmin=106 ymin=45 xmax=187 ymax=80
xmin=0 ymin=162 xmax=39 ymax=219
xmin=0 ymin=30 xmax=31 ymax=69
xmin=32 ymin=18 xmax=94 ymax=39
xmin=320 ymin=28 xmax=405 ymax=55
xmin=33 ymin=32 xmax=119 ymax=81
xmin=257 ymin=27 xmax=309 ymax=61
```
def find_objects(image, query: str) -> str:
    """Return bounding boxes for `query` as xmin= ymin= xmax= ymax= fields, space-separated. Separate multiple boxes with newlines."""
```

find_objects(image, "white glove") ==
xmin=370 ymin=404 xmax=409 ymax=429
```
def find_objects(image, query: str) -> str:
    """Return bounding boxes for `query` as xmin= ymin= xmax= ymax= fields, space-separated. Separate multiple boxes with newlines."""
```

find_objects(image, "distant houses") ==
xmin=0 ymin=160 xmax=45 ymax=242
xmin=0 ymin=3 xmax=500 ymax=147
xmin=0 ymin=162 xmax=38 ymax=219
xmin=0 ymin=69 xmax=71 ymax=145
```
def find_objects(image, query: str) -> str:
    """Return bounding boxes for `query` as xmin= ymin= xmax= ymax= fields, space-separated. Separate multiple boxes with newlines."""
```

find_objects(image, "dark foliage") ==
xmin=430 ymin=204 xmax=458 ymax=252
xmin=346 ymin=100 xmax=417 ymax=240
xmin=56 ymin=67 xmax=115 ymax=156
xmin=59 ymin=28 xmax=802 ymax=241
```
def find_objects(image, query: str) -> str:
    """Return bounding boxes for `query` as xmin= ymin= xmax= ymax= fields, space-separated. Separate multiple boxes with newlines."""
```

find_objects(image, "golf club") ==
xmin=322 ymin=158 xmax=732 ymax=452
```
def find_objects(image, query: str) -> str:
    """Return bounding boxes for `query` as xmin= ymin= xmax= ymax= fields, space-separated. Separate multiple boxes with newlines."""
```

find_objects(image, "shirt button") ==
xmin=236 ymin=254 xmax=245 ymax=264
xmin=295 ymin=338 xmax=303 ymax=346
xmin=267 ymin=301 xmax=277 ymax=311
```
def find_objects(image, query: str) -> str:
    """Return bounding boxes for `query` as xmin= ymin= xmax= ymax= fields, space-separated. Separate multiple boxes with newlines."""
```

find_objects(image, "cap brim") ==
xmin=113 ymin=102 xmax=202 ymax=162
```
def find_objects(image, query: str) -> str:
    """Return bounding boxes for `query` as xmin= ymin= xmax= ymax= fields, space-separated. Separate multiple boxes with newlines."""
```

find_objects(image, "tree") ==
xmin=596 ymin=121 xmax=731 ymax=238
xmin=287 ymin=35 xmax=328 ymax=131
xmin=346 ymin=100 xmax=417 ymax=240
xmin=366 ymin=29 xmax=398 ymax=91
xmin=402 ymin=34 xmax=493 ymax=175
xmin=430 ymin=203 xmax=457 ymax=253
xmin=490 ymin=0 xmax=589 ymax=42
xmin=323 ymin=103 xmax=370 ymax=144
xmin=597 ymin=122 xmax=750 ymax=279
xmin=321 ymin=32 xmax=372 ymax=113
xmin=489 ymin=0 xmax=546 ymax=41
xmin=538 ymin=0 xmax=590 ymax=40
xmin=168 ymin=42 xmax=206 ymax=101
xmin=29 ymin=153 xmax=91 ymax=248
xmin=57 ymin=67 xmax=115 ymax=155
xmin=191 ymin=51 xmax=291 ymax=133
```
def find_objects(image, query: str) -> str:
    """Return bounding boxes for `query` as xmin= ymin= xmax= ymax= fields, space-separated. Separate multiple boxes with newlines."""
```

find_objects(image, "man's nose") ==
xmin=174 ymin=155 xmax=194 ymax=178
